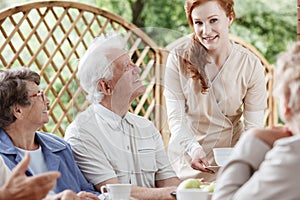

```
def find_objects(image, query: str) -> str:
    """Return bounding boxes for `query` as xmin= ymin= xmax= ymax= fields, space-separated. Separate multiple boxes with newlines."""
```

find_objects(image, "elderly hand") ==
xmin=44 ymin=190 xmax=99 ymax=200
xmin=190 ymin=147 xmax=212 ymax=173
xmin=77 ymin=191 xmax=99 ymax=200
xmin=0 ymin=153 xmax=61 ymax=200
xmin=43 ymin=190 xmax=77 ymax=200
xmin=253 ymin=126 xmax=293 ymax=147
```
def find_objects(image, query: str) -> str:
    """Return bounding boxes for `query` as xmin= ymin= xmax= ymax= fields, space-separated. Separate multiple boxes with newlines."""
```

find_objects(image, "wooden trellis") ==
xmin=0 ymin=1 xmax=277 ymax=147
xmin=0 ymin=1 xmax=162 ymax=137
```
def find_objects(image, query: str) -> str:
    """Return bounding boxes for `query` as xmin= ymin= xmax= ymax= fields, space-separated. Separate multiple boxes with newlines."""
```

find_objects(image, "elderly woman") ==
xmin=212 ymin=42 xmax=300 ymax=199
xmin=0 ymin=68 xmax=99 ymax=199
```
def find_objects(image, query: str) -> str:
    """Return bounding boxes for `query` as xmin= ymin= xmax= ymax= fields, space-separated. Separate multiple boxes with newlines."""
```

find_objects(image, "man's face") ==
xmin=109 ymin=49 xmax=146 ymax=104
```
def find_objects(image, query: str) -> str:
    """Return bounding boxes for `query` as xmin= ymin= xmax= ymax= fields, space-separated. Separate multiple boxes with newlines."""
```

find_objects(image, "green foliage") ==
xmin=93 ymin=0 xmax=297 ymax=64
xmin=1 ymin=0 xmax=297 ymax=64
xmin=232 ymin=0 xmax=297 ymax=64
xmin=94 ymin=0 xmax=132 ymax=21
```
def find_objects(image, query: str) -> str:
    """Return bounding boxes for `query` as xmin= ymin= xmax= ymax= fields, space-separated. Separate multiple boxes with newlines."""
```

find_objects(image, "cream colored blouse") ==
xmin=164 ymin=41 xmax=267 ymax=179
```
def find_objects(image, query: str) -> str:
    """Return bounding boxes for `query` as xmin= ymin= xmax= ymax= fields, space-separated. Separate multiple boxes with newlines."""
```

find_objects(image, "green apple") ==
xmin=202 ymin=182 xmax=215 ymax=193
xmin=177 ymin=178 xmax=202 ymax=190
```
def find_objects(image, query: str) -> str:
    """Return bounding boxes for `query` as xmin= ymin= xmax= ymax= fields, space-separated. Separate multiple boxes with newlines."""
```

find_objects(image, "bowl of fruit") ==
xmin=176 ymin=178 xmax=215 ymax=200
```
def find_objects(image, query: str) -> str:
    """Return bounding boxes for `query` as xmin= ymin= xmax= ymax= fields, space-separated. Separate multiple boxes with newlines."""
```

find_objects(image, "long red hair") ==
xmin=180 ymin=0 xmax=235 ymax=94
xmin=184 ymin=0 xmax=235 ymax=29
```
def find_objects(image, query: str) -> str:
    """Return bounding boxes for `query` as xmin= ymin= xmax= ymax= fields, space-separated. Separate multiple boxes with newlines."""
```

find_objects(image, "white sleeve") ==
xmin=212 ymin=132 xmax=270 ymax=200
xmin=213 ymin=132 xmax=300 ymax=200
xmin=164 ymin=52 xmax=204 ymax=157
xmin=0 ymin=156 xmax=11 ymax=187
xmin=165 ymin=98 xmax=203 ymax=157
xmin=243 ymin=110 xmax=264 ymax=131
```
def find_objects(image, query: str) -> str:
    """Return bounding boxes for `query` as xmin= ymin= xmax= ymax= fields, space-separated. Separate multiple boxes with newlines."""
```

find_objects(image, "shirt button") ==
xmin=127 ymin=146 xmax=130 ymax=150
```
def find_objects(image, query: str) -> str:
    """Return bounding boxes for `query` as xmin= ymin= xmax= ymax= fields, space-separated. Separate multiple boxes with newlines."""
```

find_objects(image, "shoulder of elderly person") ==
xmin=124 ymin=112 xmax=162 ymax=138
xmin=35 ymin=131 xmax=69 ymax=150
xmin=65 ymin=104 xmax=101 ymax=138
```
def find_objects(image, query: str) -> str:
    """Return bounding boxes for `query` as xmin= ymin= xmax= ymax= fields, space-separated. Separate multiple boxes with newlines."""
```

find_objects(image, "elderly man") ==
xmin=64 ymin=35 xmax=181 ymax=200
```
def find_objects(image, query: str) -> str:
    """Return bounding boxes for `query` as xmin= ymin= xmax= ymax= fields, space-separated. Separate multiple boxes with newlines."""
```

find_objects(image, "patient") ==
xmin=212 ymin=42 xmax=300 ymax=199
xmin=0 ymin=68 xmax=99 ymax=199
xmin=65 ymin=34 xmax=181 ymax=200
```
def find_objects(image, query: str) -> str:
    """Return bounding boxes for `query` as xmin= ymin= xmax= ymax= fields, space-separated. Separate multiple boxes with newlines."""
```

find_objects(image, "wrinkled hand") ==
xmin=0 ymin=153 xmax=61 ymax=200
xmin=45 ymin=190 xmax=99 ymax=200
xmin=44 ymin=190 xmax=77 ymax=200
xmin=190 ymin=148 xmax=212 ymax=173
xmin=77 ymin=191 xmax=99 ymax=200
xmin=253 ymin=126 xmax=292 ymax=147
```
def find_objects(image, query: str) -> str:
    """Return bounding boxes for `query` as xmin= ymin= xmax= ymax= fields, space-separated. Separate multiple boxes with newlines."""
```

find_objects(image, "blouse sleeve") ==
xmin=244 ymin=59 xmax=267 ymax=112
xmin=212 ymin=132 xmax=269 ymax=200
xmin=213 ymin=132 xmax=300 ymax=200
xmin=164 ymin=51 xmax=203 ymax=157
xmin=243 ymin=110 xmax=264 ymax=131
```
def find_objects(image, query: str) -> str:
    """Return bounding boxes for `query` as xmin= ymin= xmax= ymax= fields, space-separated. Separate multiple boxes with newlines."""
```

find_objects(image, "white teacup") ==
xmin=213 ymin=147 xmax=233 ymax=166
xmin=177 ymin=189 xmax=208 ymax=200
xmin=100 ymin=183 xmax=131 ymax=200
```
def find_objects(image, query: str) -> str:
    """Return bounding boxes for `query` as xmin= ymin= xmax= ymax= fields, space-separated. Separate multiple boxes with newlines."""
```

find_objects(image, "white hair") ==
xmin=273 ymin=42 xmax=300 ymax=114
xmin=77 ymin=33 xmax=126 ymax=103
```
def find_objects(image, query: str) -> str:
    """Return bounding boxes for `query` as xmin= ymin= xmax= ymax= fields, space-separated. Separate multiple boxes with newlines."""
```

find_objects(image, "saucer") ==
xmin=205 ymin=166 xmax=220 ymax=171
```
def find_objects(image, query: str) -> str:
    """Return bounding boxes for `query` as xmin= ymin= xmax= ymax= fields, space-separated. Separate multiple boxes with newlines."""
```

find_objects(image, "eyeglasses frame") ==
xmin=29 ymin=90 xmax=45 ymax=102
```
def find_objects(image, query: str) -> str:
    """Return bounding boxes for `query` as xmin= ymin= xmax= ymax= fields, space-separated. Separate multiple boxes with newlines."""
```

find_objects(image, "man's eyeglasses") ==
xmin=29 ymin=90 xmax=45 ymax=102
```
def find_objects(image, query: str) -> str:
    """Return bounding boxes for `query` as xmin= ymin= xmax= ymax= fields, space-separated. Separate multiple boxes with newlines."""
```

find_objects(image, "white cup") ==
xmin=177 ymin=189 xmax=208 ymax=200
xmin=213 ymin=147 xmax=233 ymax=166
xmin=100 ymin=184 xmax=131 ymax=200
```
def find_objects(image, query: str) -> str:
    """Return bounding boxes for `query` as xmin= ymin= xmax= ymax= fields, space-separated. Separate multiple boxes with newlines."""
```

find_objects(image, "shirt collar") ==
xmin=0 ymin=129 xmax=16 ymax=154
xmin=35 ymin=132 xmax=66 ymax=152
xmin=91 ymin=104 xmax=134 ymax=129
xmin=0 ymin=128 xmax=66 ymax=155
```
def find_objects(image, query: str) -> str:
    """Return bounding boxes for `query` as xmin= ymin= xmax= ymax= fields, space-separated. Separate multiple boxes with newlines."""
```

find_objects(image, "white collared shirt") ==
xmin=65 ymin=104 xmax=176 ymax=187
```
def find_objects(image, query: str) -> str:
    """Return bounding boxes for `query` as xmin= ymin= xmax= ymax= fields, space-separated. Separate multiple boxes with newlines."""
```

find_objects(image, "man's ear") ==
xmin=12 ymin=104 xmax=23 ymax=120
xmin=98 ymin=79 xmax=112 ymax=95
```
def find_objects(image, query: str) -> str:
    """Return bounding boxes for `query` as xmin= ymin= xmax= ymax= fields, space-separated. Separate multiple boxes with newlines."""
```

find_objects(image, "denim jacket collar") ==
xmin=0 ymin=129 xmax=66 ymax=153
xmin=0 ymin=128 xmax=67 ymax=172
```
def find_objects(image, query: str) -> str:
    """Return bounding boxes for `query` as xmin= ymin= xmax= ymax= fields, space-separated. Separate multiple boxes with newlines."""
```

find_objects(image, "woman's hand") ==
xmin=190 ymin=148 xmax=213 ymax=173
xmin=253 ymin=126 xmax=292 ymax=147
xmin=44 ymin=190 xmax=99 ymax=200
xmin=0 ymin=153 xmax=61 ymax=200
xmin=44 ymin=190 xmax=78 ymax=200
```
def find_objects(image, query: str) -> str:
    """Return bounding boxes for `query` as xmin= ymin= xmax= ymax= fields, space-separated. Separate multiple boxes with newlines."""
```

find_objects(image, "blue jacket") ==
xmin=0 ymin=129 xmax=99 ymax=195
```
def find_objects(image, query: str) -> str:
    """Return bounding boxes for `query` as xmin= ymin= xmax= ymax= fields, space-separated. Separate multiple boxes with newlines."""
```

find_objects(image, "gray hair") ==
xmin=0 ymin=67 xmax=40 ymax=128
xmin=273 ymin=42 xmax=300 ymax=114
xmin=77 ymin=34 xmax=126 ymax=103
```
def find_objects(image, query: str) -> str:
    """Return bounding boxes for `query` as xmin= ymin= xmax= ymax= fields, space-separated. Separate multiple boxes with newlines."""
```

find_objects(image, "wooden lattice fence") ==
xmin=0 ymin=1 xmax=162 ymax=137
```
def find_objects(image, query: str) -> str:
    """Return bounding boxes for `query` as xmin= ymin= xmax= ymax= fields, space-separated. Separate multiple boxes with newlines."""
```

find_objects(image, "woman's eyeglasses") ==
xmin=29 ymin=90 xmax=45 ymax=102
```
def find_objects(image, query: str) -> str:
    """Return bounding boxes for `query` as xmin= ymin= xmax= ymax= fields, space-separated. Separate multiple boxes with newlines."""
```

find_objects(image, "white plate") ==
xmin=205 ymin=166 xmax=220 ymax=172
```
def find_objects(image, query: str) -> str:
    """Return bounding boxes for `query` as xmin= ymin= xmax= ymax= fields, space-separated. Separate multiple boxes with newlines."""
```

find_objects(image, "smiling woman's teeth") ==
xmin=205 ymin=36 xmax=217 ymax=41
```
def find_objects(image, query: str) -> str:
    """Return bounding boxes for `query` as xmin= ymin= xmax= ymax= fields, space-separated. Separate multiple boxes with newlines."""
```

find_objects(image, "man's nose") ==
xmin=133 ymin=64 xmax=141 ymax=73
